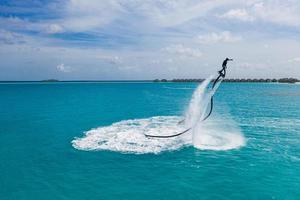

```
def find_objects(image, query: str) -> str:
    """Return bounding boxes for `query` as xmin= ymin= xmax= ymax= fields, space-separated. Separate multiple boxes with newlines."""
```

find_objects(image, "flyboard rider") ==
xmin=218 ymin=58 xmax=233 ymax=78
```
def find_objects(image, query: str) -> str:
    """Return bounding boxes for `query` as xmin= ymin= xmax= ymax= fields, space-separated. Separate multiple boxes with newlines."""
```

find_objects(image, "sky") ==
xmin=0 ymin=0 xmax=299 ymax=80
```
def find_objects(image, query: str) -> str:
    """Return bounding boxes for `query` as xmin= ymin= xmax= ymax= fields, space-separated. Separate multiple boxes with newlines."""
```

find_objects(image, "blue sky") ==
xmin=0 ymin=0 xmax=300 ymax=80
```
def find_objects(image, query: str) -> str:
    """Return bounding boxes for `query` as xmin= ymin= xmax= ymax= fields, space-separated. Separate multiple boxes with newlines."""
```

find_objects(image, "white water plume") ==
xmin=184 ymin=75 xmax=214 ymax=128
xmin=183 ymin=75 xmax=245 ymax=150
xmin=184 ymin=75 xmax=224 ymax=128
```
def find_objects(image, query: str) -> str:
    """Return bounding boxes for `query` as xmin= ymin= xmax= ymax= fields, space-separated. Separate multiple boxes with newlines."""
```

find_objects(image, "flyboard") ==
xmin=144 ymin=68 xmax=226 ymax=138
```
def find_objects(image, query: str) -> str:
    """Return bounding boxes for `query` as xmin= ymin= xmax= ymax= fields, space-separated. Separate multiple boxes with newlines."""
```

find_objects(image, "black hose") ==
xmin=201 ymin=96 xmax=213 ymax=121
xmin=144 ymin=128 xmax=191 ymax=138
xmin=201 ymin=74 xmax=223 ymax=121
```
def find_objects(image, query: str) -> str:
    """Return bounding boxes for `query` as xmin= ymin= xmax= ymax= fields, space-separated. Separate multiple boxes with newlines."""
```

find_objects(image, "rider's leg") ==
xmin=223 ymin=70 xmax=226 ymax=77
xmin=218 ymin=69 xmax=225 ymax=77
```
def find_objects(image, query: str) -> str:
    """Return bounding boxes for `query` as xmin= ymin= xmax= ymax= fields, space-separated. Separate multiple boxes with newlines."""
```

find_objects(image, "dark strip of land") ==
xmin=0 ymin=78 xmax=298 ymax=84
xmin=154 ymin=78 xmax=299 ymax=83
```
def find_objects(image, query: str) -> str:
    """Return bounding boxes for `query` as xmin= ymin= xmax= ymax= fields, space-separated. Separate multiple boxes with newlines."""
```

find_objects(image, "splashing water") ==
xmin=72 ymin=75 xmax=245 ymax=154
xmin=183 ymin=74 xmax=245 ymax=150
xmin=72 ymin=116 xmax=189 ymax=154
xmin=184 ymin=75 xmax=225 ymax=127
xmin=184 ymin=75 xmax=214 ymax=128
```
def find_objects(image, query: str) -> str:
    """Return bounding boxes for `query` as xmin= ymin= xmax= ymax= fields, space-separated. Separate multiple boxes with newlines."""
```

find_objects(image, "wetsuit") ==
xmin=219 ymin=58 xmax=233 ymax=77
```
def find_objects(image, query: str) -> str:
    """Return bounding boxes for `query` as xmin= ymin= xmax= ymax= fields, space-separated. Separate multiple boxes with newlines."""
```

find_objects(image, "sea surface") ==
xmin=0 ymin=81 xmax=300 ymax=200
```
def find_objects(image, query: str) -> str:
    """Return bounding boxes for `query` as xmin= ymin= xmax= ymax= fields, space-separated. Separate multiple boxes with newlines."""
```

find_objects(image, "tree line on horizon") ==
xmin=154 ymin=78 xmax=299 ymax=83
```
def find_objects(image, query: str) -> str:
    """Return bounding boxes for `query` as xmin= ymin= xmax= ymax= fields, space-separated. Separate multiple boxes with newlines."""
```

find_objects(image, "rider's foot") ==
xmin=218 ymin=70 xmax=225 ymax=77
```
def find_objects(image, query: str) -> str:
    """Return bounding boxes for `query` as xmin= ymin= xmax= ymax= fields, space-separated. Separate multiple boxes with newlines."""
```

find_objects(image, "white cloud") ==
xmin=252 ymin=1 xmax=300 ymax=27
xmin=288 ymin=57 xmax=300 ymax=63
xmin=117 ymin=65 xmax=140 ymax=72
xmin=2 ymin=1 xmax=299 ymax=39
xmin=61 ymin=0 xmax=124 ymax=32
xmin=55 ymin=0 xmax=242 ymax=32
xmin=236 ymin=62 xmax=266 ymax=69
xmin=56 ymin=63 xmax=72 ymax=73
xmin=219 ymin=8 xmax=255 ymax=21
xmin=162 ymin=44 xmax=202 ymax=58
xmin=97 ymin=55 xmax=123 ymax=65
xmin=0 ymin=1 xmax=121 ymax=34
xmin=137 ymin=0 xmax=235 ymax=27
xmin=45 ymin=24 xmax=64 ymax=34
xmin=197 ymin=31 xmax=242 ymax=44
xmin=219 ymin=1 xmax=300 ymax=27
xmin=0 ymin=17 xmax=64 ymax=35
xmin=60 ymin=0 xmax=300 ymax=31
xmin=151 ymin=58 xmax=174 ymax=65
xmin=0 ymin=29 xmax=26 ymax=44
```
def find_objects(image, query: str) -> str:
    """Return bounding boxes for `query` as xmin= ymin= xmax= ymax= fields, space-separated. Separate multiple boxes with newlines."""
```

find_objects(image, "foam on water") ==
xmin=72 ymin=75 xmax=246 ymax=154
xmin=192 ymin=117 xmax=245 ymax=151
xmin=72 ymin=116 xmax=190 ymax=154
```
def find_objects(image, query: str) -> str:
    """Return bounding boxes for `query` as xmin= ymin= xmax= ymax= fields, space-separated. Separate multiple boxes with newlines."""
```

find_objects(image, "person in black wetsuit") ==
xmin=219 ymin=58 xmax=233 ymax=77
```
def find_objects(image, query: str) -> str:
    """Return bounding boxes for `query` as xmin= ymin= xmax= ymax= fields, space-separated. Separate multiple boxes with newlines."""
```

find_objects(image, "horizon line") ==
xmin=0 ymin=77 xmax=299 ymax=82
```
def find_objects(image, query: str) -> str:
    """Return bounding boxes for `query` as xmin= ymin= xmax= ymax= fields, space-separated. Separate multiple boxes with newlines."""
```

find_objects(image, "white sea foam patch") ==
xmin=72 ymin=116 xmax=191 ymax=154
xmin=72 ymin=116 xmax=245 ymax=154
xmin=192 ymin=118 xmax=246 ymax=151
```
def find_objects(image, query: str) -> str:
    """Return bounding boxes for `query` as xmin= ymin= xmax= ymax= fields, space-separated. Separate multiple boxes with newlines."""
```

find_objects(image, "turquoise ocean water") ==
xmin=1 ymin=82 xmax=300 ymax=199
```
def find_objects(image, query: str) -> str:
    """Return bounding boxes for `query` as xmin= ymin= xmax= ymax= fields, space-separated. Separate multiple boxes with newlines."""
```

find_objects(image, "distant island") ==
xmin=154 ymin=78 xmax=300 ymax=84
xmin=42 ymin=79 xmax=59 ymax=82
